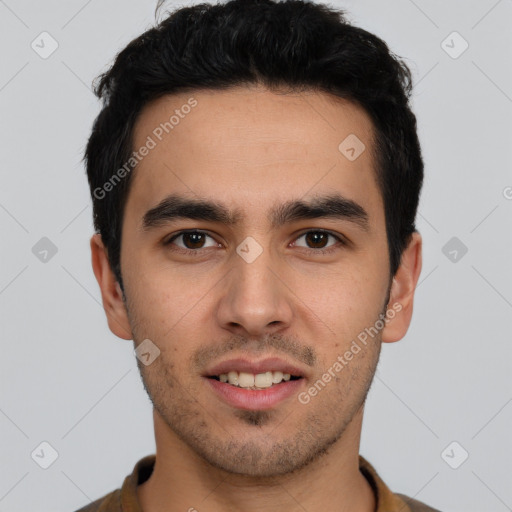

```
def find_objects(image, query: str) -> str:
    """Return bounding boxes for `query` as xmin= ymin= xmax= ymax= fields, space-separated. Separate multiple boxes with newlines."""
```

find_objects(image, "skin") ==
xmin=91 ymin=84 xmax=422 ymax=512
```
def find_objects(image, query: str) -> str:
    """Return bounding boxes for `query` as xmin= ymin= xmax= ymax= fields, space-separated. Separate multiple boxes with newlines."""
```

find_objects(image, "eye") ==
xmin=292 ymin=230 xmax=345 ymax=255
xmin=163 ymin=229 xmax=346 ymax=256
xmin=164 ymin=230 xmax=219 ymax=253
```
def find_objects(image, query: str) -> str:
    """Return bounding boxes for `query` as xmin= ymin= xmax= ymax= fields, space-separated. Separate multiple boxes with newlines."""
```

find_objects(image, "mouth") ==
xmin=203 ymin=358 xmax=306 ymax=410
xmin=207 ymin=371 xmax=302 ymax=390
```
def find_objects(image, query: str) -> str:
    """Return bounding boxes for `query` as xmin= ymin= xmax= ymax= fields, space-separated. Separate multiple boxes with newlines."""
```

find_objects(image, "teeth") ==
xmin=238 ymin=372 xmax=255 ymax=387
xmin=254 ymin=371 xmax=273 ymax=388
xmin=272 ymin=371 xmax=283 ymax=383
xmin=217 ymin=371 xmax=296 ymax=388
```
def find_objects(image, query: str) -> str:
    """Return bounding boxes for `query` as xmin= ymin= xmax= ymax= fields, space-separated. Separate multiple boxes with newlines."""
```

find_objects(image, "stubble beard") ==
xmin=124 ymin=282 xmax=387 ymax=479
xmin=135 ymin=337 xmax=381 ymax=478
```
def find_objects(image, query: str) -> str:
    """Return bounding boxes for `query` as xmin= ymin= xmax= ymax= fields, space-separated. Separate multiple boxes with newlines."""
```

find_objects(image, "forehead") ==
xmin=126 ymin=85 xmax=383 ymax=230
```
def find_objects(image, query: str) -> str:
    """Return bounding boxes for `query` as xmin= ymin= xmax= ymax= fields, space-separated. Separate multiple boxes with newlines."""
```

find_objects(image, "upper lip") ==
xmin=204 ymin=357 xmax=306 ymax=378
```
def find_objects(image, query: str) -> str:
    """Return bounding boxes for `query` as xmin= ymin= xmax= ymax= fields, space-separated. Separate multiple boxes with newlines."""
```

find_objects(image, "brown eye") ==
xmin=304 ymin=232 xmax=329 ymax=249
xmin=293 ymin=230 xmax=345 ymax=255
xmin=181 ymin=232 xmax=207 ymax=249
xmin=165 ymin=231 xmax=218 ymax=251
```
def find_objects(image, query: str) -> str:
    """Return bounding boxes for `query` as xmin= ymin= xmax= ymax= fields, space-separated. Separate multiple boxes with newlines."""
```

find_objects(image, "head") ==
xmin=88 ymin=0 xmax=423 ymax=477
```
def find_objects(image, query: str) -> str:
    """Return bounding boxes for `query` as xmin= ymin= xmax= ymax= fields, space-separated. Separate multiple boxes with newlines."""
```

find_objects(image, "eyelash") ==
xmin=163 ymin=229 xmax=346 ymax=256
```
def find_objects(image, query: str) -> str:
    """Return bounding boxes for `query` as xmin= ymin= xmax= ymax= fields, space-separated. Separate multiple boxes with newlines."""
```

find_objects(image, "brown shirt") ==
xmin=74 ymin=454 xmax=441 ymax=512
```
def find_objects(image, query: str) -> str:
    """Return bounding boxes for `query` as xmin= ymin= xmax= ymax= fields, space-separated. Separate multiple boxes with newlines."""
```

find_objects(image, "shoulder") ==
xmin=395 ymin=493 xmax=443 ymax=512
xmin=72 ymin=489 xmax=121 ymax=512
xmin=71 ymin=453 xmax=155 ymax=512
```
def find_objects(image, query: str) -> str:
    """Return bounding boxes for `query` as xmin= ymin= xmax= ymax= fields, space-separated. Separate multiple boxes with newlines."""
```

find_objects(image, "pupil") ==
xmin=306 ymin=232 xmax=327 ymax=248
xmin=185 ymin=232 xmax=204 ymax=249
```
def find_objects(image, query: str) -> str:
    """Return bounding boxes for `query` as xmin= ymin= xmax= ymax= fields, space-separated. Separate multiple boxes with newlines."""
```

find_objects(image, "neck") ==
xmin=137 ymin=408 xmax=376 ymax=512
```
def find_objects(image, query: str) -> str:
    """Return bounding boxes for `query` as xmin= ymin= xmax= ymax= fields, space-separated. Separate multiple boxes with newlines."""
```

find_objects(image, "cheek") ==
xmin=126 ymin=266 xmax=217 ymax=351
xmin=130 ymin=256 xmax=202 ymax=307
xmin=292 ymin=266 xmax=383 ymax=328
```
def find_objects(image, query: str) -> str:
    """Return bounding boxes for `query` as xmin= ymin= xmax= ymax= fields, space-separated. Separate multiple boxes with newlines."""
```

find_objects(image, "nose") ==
xmin=215 ymin=249 xmax=294 ymax=337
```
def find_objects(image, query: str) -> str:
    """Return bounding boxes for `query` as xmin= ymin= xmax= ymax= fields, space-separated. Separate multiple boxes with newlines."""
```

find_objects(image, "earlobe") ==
xmin=381 ymin=231 xmax=422 ymax=344
xmin=90 ymin=233 xmax=133 ymax=340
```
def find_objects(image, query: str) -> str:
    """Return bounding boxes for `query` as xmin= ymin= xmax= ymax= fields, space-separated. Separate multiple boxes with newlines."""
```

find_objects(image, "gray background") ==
xmin=0 ymin=1 xmax=511 ymax=511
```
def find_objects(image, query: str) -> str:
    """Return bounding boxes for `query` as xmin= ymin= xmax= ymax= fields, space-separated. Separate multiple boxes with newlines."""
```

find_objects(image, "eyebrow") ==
xmin=141 ymin=193 xmax=370 ymax=233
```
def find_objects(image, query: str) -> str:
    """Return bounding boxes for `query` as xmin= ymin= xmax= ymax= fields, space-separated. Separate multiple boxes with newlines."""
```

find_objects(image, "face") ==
xmin=115 ymin=85 xmax=394 ymax=477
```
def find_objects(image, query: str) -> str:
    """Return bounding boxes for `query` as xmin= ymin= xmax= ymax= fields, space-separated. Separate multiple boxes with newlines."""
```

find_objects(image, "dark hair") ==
xmin=84 ymin=0 xmax=423 ymax=294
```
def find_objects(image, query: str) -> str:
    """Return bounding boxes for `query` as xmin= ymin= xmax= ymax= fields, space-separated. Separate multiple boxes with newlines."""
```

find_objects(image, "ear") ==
xmin=90 ymin=233 xmax=132 ymax=340
xmin=381 ymin=231 xmax=422 ymax=344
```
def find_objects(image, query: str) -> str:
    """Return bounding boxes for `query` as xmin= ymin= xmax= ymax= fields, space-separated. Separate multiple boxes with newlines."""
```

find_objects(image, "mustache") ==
xmin=192 ymin=332 xmax=317 ymax=370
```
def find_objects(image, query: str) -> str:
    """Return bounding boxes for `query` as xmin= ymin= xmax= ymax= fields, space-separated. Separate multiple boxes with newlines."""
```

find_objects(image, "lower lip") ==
xmin=204 ymin=377 xmax=304 ymax=410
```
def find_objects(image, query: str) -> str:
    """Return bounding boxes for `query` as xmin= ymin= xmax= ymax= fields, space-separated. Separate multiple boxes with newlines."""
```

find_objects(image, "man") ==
xmin=77 ymin=0 xmax=440 ymax=510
